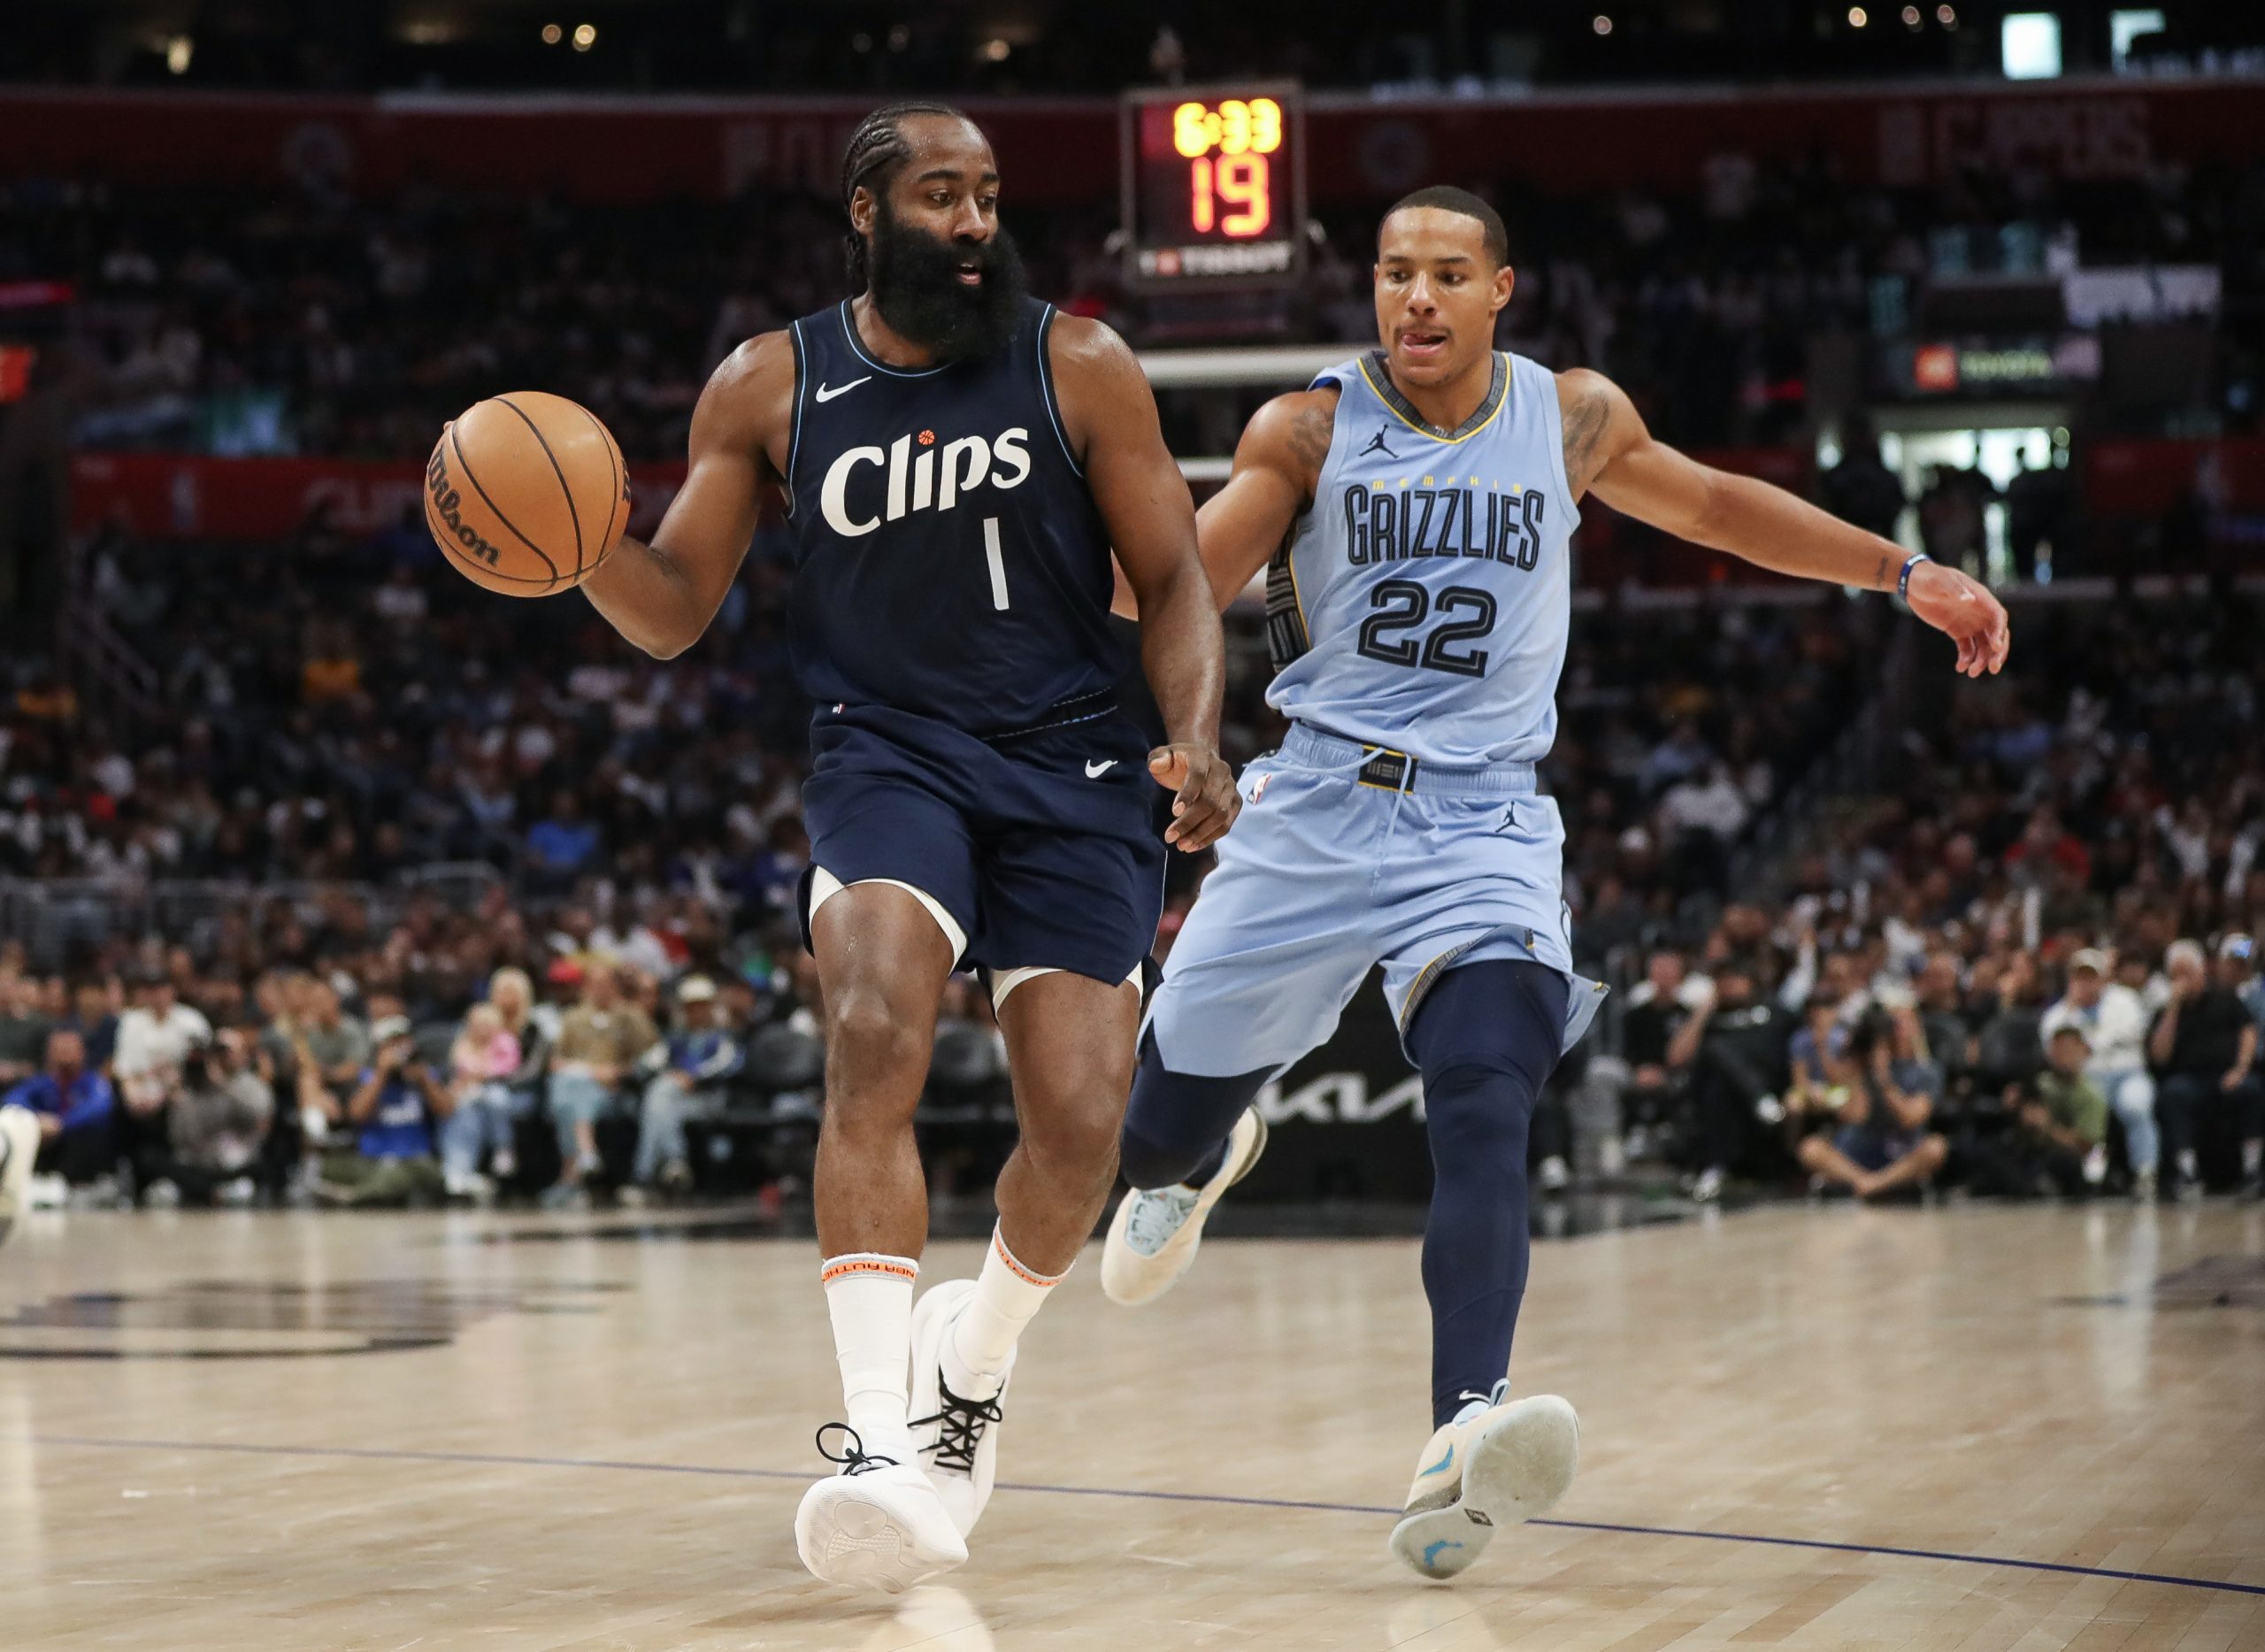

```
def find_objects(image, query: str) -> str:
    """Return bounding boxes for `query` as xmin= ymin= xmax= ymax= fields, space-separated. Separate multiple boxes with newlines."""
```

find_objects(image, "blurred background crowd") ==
xmin=4 ymin=534 xmax=2261 ymax=1210
xmin=10 ymin=147 xmax=2260 ymax=470
xmin=4 ymin=1 xmax=2263 ymax=1220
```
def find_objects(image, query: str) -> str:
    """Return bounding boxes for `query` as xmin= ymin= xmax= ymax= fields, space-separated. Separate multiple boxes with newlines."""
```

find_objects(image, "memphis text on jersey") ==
xmin=819 ymin=425 xmax=1034 ymax=539
xmin=1339 ymin=478 xmax=1547 ymax=570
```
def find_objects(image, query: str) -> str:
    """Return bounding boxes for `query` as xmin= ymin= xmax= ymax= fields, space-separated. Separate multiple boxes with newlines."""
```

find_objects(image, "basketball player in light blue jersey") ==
xmin=1103 ymin=187 xmax=2009 ymax=1582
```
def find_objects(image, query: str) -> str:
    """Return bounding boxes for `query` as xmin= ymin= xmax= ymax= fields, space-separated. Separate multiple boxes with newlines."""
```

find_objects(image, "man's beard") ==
xmin=866 ymin=203 xmax=1027 ymax=362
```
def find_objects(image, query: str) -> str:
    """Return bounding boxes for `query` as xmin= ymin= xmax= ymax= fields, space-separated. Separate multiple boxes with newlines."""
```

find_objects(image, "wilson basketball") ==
xmin=426 ymin=392 xmax=630 ymax=596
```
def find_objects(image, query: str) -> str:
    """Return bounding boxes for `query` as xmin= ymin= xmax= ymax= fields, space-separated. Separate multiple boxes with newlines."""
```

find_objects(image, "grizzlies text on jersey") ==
xmin=1145 ymin=346 xmax=1604 ymax=1073
xmin=785 ymin=296 xmax=1123 ymax=736
xmin=1265 ymin=350 xmax=1578 ymax=766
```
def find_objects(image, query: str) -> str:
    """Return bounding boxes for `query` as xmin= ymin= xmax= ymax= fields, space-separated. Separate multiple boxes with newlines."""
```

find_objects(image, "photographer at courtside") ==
xmin=303 ymin=1013 xmax=452 ymax=1208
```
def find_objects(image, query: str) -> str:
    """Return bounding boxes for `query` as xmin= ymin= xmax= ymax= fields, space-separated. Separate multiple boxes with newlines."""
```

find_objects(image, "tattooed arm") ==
xmin=1113 ymin=387 xmax=1338 ymax=618
xmin=1558 ymin=368 xmax=2009 ymax=678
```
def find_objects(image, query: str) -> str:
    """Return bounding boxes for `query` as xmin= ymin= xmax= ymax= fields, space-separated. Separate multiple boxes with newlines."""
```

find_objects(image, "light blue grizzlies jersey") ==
xmin=1265 ymin=350 xmax=1578 ymax=766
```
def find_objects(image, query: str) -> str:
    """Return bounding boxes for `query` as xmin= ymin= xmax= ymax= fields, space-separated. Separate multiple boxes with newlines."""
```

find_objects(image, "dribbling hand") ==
xmin=1148 ymin=743 xmax=1240 ymax=852
xmin=1906 ymin=560 xmax=2011 ymax=678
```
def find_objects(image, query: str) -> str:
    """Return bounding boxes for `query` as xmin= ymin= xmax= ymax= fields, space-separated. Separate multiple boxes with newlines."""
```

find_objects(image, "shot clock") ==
xmin=1120 ymin=83 xmax=1307 ymax=292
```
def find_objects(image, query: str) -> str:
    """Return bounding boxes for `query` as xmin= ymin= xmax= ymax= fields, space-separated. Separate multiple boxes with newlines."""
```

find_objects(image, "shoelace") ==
xmin=814 ymin=1422 xmax=897 ymax=1477
xmin=910 ymin=1376 xmax=1004 ymax=1476
xmin=1125 ymin=1187 xmax=1200 ymax=1255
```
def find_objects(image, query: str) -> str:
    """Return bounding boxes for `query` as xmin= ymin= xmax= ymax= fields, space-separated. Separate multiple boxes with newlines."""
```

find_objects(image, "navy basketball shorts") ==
xmin=798 ymin=699 xmax=1167 ymax=1001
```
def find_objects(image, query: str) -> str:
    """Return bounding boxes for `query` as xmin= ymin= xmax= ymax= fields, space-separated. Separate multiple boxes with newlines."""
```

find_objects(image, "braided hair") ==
xmin=841 ymin=102 xmax=968 ymax=289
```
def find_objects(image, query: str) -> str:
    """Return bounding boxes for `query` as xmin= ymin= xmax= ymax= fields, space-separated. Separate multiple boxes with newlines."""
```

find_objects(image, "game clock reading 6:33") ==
xmin=1121 ymin=83 xmax=1307 ymax=291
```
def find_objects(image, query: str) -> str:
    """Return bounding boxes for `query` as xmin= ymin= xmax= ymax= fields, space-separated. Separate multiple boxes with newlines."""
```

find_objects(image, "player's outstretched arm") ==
xmin=1562 ymin=368 xmax=2010 ymax=678
xmin=1052 ymin=315 xmax=1237 ymax=851
xmin=1108 ymin=388 xmax=1333 ymax=619
xmin=580 ymin=333 xmax=792 ymax=659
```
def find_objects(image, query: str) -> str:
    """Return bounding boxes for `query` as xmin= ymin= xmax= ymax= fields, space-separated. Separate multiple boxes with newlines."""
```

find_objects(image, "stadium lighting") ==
xmin=541 ymin=23 xmax=563 ymax=44
xmin=166 ymin=35 xmax=193 ymax=74
xmin=2002 ymin=12 xmax=2062 ymax=78
xmin=888 ymin=24 xmax=910 ymax=50
xmin=1902 ymin=4 xmax=1922 ymax=25
xmin=572 ymin=22 xmax=596 ymax=50
xmin=2111 ymin=9 xmax=2165 ymax=70
xmin=1847 ymin=5 xmax=1868 ymax=25
xmin=1593 ymin=14 xmax=1613 ymax=34
xmin=984 ymin=38 xmax=1010 ymax=61
xmin=1937 ymin=4 xmax=1957 ymax=23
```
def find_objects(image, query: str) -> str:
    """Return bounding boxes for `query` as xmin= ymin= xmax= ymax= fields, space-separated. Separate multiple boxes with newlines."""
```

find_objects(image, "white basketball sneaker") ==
xmin=1102 ymin=1108 xmax=1268 ymax=1306
xmin=0 ymin=1104 xmax=39 ymax=1249
xmin=794 ymin=1425 xmax=968 ymax=1594
xmin=907 ymin=1279 xmax=1012 ymax=1537
xmin=1388 ymin=1382 xmax=1579 ymax=1581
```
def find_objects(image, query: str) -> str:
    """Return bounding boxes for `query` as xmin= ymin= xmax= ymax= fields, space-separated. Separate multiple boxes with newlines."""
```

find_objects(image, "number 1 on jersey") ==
xmin=983 ymin=516 xmax=1010 ymax=611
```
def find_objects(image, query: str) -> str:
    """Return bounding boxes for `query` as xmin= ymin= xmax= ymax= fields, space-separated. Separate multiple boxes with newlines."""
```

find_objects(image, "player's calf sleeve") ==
xmin=1409 ymin=959 xmax=1570 ymax=1428
xmin=1118 ymin=1027 xmax=1271 ymax=1191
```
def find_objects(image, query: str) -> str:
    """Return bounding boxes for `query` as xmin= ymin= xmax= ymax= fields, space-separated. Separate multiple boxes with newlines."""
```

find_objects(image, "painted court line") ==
xmin=27 ymin=1433 xmax=2265 ymax=1601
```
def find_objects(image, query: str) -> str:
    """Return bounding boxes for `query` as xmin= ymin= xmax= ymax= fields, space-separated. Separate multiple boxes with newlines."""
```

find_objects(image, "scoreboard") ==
xmin=1120 ymin=83 xmax=1307 ymax=292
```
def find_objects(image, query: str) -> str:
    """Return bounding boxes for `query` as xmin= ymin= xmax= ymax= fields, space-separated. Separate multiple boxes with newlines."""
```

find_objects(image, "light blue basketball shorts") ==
xmin=1146 ymin=722 xmax=1609 ymax=1079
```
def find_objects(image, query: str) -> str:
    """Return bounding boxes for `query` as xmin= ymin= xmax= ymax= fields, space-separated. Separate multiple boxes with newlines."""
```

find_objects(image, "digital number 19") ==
xmin=1191 ymin=155 xmax=1271 ymax=238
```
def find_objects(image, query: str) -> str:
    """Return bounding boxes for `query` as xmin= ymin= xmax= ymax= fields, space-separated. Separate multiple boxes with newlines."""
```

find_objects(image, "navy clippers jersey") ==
xmin=783 ymin=296 xmax=1123 ymax=736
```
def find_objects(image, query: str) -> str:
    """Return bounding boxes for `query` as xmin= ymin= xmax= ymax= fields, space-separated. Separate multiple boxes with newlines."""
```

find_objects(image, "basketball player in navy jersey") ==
xmin=1107 ymin=188 xmax=2008 ymax=1580
xmin=579 ymin=104 xmax=1237 ymax=1593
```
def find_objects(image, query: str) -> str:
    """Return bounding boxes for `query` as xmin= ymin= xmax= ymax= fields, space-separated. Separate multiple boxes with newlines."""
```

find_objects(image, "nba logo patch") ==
xmin=1248 ymin=772 xmax=1273 ymax=803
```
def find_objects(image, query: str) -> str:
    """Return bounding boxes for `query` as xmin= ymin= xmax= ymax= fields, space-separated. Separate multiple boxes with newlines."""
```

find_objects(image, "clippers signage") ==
xmin=1121 ymin=84 xmax=1308 ymax=291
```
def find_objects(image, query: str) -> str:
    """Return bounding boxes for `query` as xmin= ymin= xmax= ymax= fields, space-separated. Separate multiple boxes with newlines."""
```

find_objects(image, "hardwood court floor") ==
xmin=2 ymin=1199 xmax=2261 ymax=1650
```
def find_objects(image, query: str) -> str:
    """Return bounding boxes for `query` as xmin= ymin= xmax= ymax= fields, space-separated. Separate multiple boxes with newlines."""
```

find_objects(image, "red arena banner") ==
xmin=71 ymin=452 xmax=688 ymax=543
xmin=3 ymin=77 xmax=2261 ymax=205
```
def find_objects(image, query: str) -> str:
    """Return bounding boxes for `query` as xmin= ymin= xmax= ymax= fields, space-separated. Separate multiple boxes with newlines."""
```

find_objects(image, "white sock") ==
xmin=2178 ymin=1149 xmax=2200 ymax=1179
xmin=2245 ymin=1139 xmax=2261 ymax=1177
xmin=943 ymin=1224 xmax=1063 ymax=1398
xmin=822 ymin=1253 xmax=919 ymax=1467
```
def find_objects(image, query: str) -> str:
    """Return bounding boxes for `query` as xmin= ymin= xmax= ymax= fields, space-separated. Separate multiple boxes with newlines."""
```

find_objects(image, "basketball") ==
xmin=426 ymin=391 xmax=629 ymax=595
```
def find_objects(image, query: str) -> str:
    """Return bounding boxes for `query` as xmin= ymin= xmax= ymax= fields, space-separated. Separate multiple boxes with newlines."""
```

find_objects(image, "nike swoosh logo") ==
xmin=814 ymin=377 xmax=871 ymax=403
xmin=1418 ymin=1442 xmax=1455 ymax=1478
xmin=1084 ymin=760 xmax=1117 ymax=779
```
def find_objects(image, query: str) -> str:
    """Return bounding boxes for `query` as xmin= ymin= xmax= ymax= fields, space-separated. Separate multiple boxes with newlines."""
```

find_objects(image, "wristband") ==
xmin=1897 ymin=553 xmax=1931 ymax=602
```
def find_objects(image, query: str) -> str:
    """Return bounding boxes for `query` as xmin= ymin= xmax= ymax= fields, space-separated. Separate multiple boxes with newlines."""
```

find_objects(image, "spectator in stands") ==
xmin=62 ymin=978 xmax=123 ymax=1072
xmin=1793 ymin=1013 xmax=1948 ymax=1200
xmin=2003 ymin=806 xmax=2091 ymax=895
xmin=1913 ymin=952 xmax=1976 ymax=1100
xmin=112 ymin=964 xmax=213 ymax=1181
xmin=630 ymin=974 xmax=743 ymax=1199
xmin=1818 ymin=418 xmax=1908 ymax=543
xmin=1667 ymin=957 xmax=1788 ymax=1201
xmin=1883 ymin=1001 xmax=1946 ymax=1118
xmin=1615 ymin=949 xmax=1701 ymax=1162
xmin=149 ymin=1026 xmax=274 ymax=1206
xmin=1971 ymin=949 xmax=2046 ymax=1102
xmin=526 ymin=790 xmax=602 ymax=889
xmin=487 ymin=965 xmax=549 ymax=1124
xmin=113 ymin=965 xmax=211 ymax=1105
xmin=2004 ymin=453 xmax=2073 ymax=581
xmin=545 ymin=960 xmax=657 ymax=1207
xmin=296 ymin=979 xmax=371 ymax=1095
xmin=0 ymin=970 xmax=54 ymax=1087
xmin=304 ymin=1013 xmax=450 ymax=1207
xmin=2029 ymin=1026 xmax=2108 ymax=1191
xmin=2149 ymin=938 xmax=2261 ymax=1199
xmin=2040 ymin=949 xmax=2158 ymax=1197
xmin=3 ymin=1028 xmax=117 ymax=1201
xmin=439 ymin=1002 xmax=521 ymax=1200
xmin=1788 ymin=992 xmax=1848 ymax=1091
